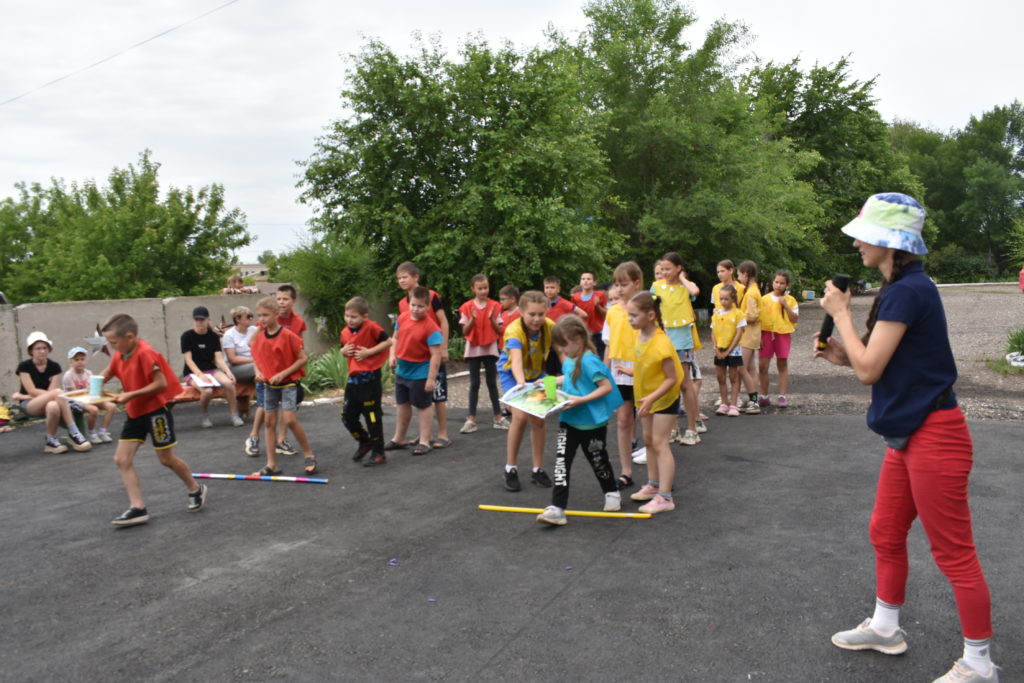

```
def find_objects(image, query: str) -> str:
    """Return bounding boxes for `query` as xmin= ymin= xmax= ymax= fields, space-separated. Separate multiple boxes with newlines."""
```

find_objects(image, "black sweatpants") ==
xmin=552 ymin=423 xmax=617 ymax=510
xmin=467 ymin=355 xmax=500 ymax=418
xmin=341 ymin=372 xmax=383 ymax=453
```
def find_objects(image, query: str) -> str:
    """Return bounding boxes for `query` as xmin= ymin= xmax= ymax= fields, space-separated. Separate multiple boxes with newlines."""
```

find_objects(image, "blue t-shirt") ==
xmin=560 ymin=352 xmax=623 ymax=427
xmin=867 ymin=260 xmax=957 ymax=438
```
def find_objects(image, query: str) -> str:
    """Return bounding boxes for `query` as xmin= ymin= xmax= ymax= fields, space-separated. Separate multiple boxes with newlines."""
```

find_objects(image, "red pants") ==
xmin=870 ymin=406 xmax=992 ymax=639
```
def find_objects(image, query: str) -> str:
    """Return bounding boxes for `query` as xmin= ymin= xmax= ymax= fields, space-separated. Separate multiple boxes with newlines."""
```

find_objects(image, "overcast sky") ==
xmin=1 ymin=0 xmax=1020 ymax=263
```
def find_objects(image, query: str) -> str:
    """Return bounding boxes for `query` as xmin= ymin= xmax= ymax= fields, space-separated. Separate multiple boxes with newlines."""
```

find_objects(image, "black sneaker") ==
xmin=363 ymin=451 xmax=386 ymax=467
xmin=531 ymin=468 xmax=553 ymax=488
xmin=352 ymin=442 xmax=372 ymax=461
xmin=275 ymin=440 xmax=297 ymax=456
xmin=187 ymin=484 xmax=208 ymax=512
xmin=504 ymin=468 xmax=521 ymax=492
xmin=112 ymin=507 xmax=149 ymax=526
xmin=69 ymin=432 xmax=93 ymax=452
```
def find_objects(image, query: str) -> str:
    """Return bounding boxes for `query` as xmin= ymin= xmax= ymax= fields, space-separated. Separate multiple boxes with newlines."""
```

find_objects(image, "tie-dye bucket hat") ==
xmin=840 ymin=192 xmax=928 ymax=255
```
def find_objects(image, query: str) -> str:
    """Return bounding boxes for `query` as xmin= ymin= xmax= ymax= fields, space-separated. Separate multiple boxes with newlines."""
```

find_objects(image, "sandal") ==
xmin=616 ymin=474 xmax=634 ymax=490
xmin=304 ymin=457 xmax=318 ymax=475
xmin=410 ymin=442 xmax=431 ymax=456
xmin=255 ymin=466 xmax=283 ymax=476
xmin=429 ymin=438 xmax=451 ymax=449
xmin=383 ymin=440 xmax=407 ymax=451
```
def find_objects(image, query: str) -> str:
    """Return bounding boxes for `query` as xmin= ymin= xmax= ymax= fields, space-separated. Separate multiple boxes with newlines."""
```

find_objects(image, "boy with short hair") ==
xmin=99 ymin=313 xmax=207 ymax=527
xmin=340 ymin=296 xmax=391 ymax=467
xmin=497 ymin=285 xmax=521 ymax=348
xmin=393 ymin=262 xmax=451 ymax=447
xmin=249 ymin=297 xmax=318 ymax=476
xmin=542 ymin=275 xmax=587 ymax=375
xmin=571 ymin=271 xmax=608 ymax=358
xmin=62 ymin=346 xmax=116 ymax=443
xmin=386 ymin=286 xmax=442 ymax=455
xmin=270 ymin=284 xmax=307 ymax=456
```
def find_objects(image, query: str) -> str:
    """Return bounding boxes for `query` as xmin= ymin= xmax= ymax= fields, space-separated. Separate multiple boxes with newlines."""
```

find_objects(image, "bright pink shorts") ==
xmin=759 ymin=331 xmax=792 ymax=359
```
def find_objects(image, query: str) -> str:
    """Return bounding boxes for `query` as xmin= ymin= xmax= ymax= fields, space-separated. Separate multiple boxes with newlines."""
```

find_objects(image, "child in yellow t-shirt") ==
xmin=711 ymin=285 xmax=747 ymax=416
xmin=759 ymin=270 xmax=800 ymax=408
xmin=712 ymin=259 xmax=745 ymax=310
xmin=602 ymin=261 xmax=644 ymax=489
xmin=736 ymin=260 xmax=762 ymax=414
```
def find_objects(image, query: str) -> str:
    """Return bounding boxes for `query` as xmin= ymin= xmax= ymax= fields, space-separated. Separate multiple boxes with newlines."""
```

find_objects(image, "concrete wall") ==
xmin=1 ymin=294 xmax=331 ymax=399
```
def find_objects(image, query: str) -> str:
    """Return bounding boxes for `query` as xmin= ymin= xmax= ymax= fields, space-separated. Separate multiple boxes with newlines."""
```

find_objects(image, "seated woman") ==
xmin=14 ymin=331 xmax=93 ymax=453
xmin=222 ymin=305 xmax=257 ymax=384
xmin=181 ymin=306 xmax=241 ymax=428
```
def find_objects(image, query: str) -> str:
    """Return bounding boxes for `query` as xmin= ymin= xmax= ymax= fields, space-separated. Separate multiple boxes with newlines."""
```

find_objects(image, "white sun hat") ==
xmin=26 ymin=330 xmax=54 ymax=352
xmin=840 ymin=192 xmax=928 ymax=255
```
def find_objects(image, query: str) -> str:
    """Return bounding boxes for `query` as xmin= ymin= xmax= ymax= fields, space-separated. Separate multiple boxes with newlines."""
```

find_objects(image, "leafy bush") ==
xmin=447 ymin=333 xmax=465 ymax=362
xmin=1007 ymin=327 xmax=1024 ymax=355
xmin=301 ymin=348 xmax=348 ymax=393
xmin=926 ymin=245 xmax=992 ymax=284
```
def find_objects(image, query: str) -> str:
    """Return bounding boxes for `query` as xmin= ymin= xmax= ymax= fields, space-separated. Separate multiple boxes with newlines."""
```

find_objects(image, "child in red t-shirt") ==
xmin=571 ymin=270 xmax=608 ymax=358
xmin=99 ymin=313 xmax=207 ymax=527
xmin=457 ymin=274 xmax=508 ymax=434
xmin=340 ymin=296 xmax=392 ymax=467
xmin=250 ymin=297 xmax=317 ymax=476
xmin=386 ymin=286 xmax=443 ymax=455
xmin=497 ymin=285 xmax=521 ymax=350
xmin=543 ymin=275 xmax=587 ymax=376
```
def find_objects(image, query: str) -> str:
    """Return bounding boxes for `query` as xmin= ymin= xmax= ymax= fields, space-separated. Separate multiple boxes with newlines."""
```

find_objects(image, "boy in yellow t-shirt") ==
xmin=759 ymin=270 xmax=800 ymax=408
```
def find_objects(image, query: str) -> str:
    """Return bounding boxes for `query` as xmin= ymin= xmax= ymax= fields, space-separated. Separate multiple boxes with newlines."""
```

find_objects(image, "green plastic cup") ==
xmin=544 ymin=376 xmax=557 ymax=400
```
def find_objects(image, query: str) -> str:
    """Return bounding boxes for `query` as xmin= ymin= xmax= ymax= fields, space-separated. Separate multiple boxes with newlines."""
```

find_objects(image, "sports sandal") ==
xmin=616 ymin=474 xmax=634 ymax=490
xmin=410 ymin=442 xmax=431 ymax=456
xmin=255 ymin=466 xmax=283 ymax=476
xmin=303 ymin=457 xmax=318 ymax=475
xmin=429 ymin=438 xmax=451 ymax=449
xmin=383 ymin=440 xmax=407 ymax=451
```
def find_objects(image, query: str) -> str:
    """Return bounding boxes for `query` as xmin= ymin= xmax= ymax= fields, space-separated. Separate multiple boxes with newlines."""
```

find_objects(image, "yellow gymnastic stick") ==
xmin=478 ymin=504 xmax=651 ymax=519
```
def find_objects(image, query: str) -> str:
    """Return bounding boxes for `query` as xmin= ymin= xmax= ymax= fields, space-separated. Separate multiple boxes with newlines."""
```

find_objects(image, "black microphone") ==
xmin=817 ymin=273 xmax=850 ymax=350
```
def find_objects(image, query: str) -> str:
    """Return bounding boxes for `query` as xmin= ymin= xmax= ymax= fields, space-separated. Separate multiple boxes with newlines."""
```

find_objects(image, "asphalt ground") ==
xmin=0 ymin=402 xmax=1020 ymax=682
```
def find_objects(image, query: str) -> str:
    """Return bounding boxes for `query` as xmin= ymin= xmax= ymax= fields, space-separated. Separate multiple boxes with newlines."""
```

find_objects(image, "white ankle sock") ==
xmin=963 ymin=638 xmax=993 ymax=675
xmin=870 ymin=598 xmax=900 ymax=636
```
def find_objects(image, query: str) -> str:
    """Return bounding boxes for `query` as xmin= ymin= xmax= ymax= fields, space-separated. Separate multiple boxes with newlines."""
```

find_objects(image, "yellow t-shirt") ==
xmin=739 ymin=282 xmax=762 ymax=348
xmin=633 ymin=328 xmax=682 ymax=412
xmin=605 ymin=303 xmax=638 ymax=362
xmin=712 ymin=281 xmax=745 ymax=310
xmin=501 ymin=318 xmax=555 ymax=381
xmin=712 ymin=307 xmax=747 ymax=350
xmin=760 ymin=293 xmax=799 ymax=334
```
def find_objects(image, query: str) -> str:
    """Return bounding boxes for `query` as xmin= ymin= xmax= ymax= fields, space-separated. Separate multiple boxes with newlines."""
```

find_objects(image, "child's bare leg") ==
xmin=113 ymin=440 xmax=145 ymax=508
xmin=248 ymin=406 xmax=264 ymax=439
xmin=652 ymin=414 xmax=675 ymax=493
xmin=393 ymin=403 xmax=412 ymax=444
xmin=506 ymin=408 xmax=528 ymax=467
xmin=417 ymin=407 xmax=433 ymax=447
xmin=777 ymin=358 xmax=789 ymax=395
xmin=680 ymin=369 xmax=698 ymax=432
xmin=716 ymin=366 xmax=729 ymax=406
xmin=729 ymin=367 xmax=741 ymax=407
xmin=529 ymin=415 xmax=545 ymax=469
xmin=641 ymin=414 xmax=658 ymax=482
xmin=759 ymin=355 xmax=771 ymax=397
xmin=615 ymin=402 xmax=634 ymax=478
xmin=282 ymin=411 xmax=313 ymax=455
xmin=263 ymin=411 xmax=279 ymax=470
xmin=155 ymin=446 xmax=199 ymax=491
xmin=101 ymin=403 xmax=116 ymax=430
xmin=84 ymin=404 xmax=99 ymax=431
xmin=434 ymin=401 xmax=448 ymax=441
xmin=740 ymin=347 xmax=758 ymax=395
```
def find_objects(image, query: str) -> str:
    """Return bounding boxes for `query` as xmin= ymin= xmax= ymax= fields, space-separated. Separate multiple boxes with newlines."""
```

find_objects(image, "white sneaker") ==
xmin=98 ymin=430 xmax=113 ymax=443
xmin=695 ymin=420 xmax=708 ymax=434
xmin=604 ymin=491 xmax=622 ymax=512
xmin=88 ymin=431 xmax=103 ymax=444
xmin=679 ymin=429 xmax=701 ymax=446
xmin=459 ymin=419 xmax=478 ymax=434
xmin=932 ymin=658 xmax=999 ymax=682
xmin=200 ymin=415 xmax=213 ymax=428
xmin=231 ymin=414 xmax=244 ymax=427
xmin=536 ymin=506 xmax=567 ymax=526
xmin=631 ymin=446 xmax=647 ymax=464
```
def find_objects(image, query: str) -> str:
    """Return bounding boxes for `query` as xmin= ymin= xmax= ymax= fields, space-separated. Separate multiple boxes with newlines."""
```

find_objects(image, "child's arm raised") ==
xmin=681 ymin=271 xmax=700 ymax=298
xmin=637 ymin=358 xmax=677 ymax=418
xmin=781 ymin=296 xmax=800 ymax=324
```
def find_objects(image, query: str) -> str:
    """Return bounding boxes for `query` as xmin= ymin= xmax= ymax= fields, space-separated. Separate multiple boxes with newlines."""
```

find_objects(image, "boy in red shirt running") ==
xmin=99 ymin=313 xmax=207 ymax=527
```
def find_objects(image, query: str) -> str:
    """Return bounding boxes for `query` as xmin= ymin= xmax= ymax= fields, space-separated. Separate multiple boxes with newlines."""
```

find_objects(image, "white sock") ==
xmin=870 ymin=598 xmax=900 ymax=636
xmin=963 ymin=638 xmax=994 ymax=675
xmin=505 ymin=465 xmax=517 ymax=473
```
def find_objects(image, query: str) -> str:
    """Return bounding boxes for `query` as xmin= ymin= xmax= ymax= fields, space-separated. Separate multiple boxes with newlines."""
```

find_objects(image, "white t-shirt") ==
xmin=222 ymin=325 xmax=257 ymax=361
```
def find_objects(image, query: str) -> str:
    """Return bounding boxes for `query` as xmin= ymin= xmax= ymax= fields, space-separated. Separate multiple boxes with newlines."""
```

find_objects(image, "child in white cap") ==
xmin=62 ymin=346 xmax=117 ymax=443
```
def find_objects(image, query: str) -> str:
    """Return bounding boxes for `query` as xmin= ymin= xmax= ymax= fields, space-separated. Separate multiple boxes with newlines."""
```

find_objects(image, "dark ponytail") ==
xmin=630 ymin=291 xmax=665 ymax=330
xmin=863 ymin=250 xmax=912 ymax=343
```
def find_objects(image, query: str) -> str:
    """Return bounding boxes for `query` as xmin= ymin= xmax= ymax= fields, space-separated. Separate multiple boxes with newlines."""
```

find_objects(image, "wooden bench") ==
xmin=169 ymin=381 xmax=257 ymax=417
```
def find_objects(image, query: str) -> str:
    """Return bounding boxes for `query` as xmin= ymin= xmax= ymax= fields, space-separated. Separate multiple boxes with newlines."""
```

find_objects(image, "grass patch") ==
xmin=984 ymin=358 xmax=1024 ymax=375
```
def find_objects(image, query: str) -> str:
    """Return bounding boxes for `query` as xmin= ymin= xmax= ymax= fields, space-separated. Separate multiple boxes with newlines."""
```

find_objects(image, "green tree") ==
xmin=0 ymin=151 xmax=250 ymax=304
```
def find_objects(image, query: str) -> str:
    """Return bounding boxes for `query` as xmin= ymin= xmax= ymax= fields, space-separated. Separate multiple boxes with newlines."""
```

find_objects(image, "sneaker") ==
xmin=536 ymin=506 xmax=567 ymax=526
xmin=363 ymin=451 xmax=386 ymax=467
xmin=98 ymin=429 xmax=113 ymax=443
xmin=777 ymin=395 xmax=789 ymax=408
xmin=679 ymin=429 xmax=701 ymax=446
xmin=638 ymin=494 xmax=675 ymax=514
xmin=631 ymin=447 xmax=647 ymax=465
xmin=244 ymin=436 xmax=260 ymax=457
xmin=695 ymin=420 xmax=708 ymax=434
xmin=604 ymin=491 xmax=622 ymax=512
xmin=743 ymin=400 xmax=761 ymax=415
xmin=715 ymin=403 xmax=729 ymax=416
xmin=932 ymin=659 xmax=999 ymax=683
xmin=44 ymin=438 xmax=68 ymax=454
xmin=187 ymin=484 xmax=208 ymax=512
xmin=275 ymin=440 xmax=297 ymax=456
xmin=492 ymin=416 xmax=511 ymax=430
xmin=699 ymin=412 xmax=709 ymax=420
xmin=727 ymin=405 xmax=741 ymax=417
xmin=88 ymin=431 xmax=103 ymax=445
xmin=630 ymin=484 xmax=659 ymax=502
xmin=531 ymin=468 xmax=553 ymax=487
xmin=758 ymin=395 xmax=771 ymax=407
xmin=352 ymin=442 xmax=372 ymax=461
xmin=231 ymin=414 xmax=244 ymax=427
xmin=112 ymin=507 xmax=149 ymax=526
xmin=504 ymin=469 xmax=521 ymax=492
xmin=200 ymin=415 xmax=213 ymax=428
xmin=830 ymin=618 xmax=907 ymax=655
xmin=668 ymin=428 xmax=681 ymax=444
xmin=459 ymin=419 xmax=478 ymax=434
xmin=69 ymin=432 xmax=93 ymax=452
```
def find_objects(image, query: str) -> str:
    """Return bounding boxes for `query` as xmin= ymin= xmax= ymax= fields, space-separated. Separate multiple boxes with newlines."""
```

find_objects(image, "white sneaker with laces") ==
xmin=932 ymin=658 xmax=999 ymax=683
xmin=830 ymin=618 xmax=907 ymax=655
xmin=604 ymin=491 xmax=621 ymax=512
xmin=231 ymin=415 xmax=244 ymax=427
xmin=631 ymin=446 xmax=647 ymax=464
xmin=200 ymin=415 xmax=213 ymax=428
xmin=536 ymin=506 xmax=567 ymax=526
xmin=679 ymin=429 xmax=700 ymax=446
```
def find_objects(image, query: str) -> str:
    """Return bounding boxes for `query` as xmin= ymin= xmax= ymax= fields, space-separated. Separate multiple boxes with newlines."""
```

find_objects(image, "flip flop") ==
xmin=616 ymin=474 xmax=634 ymax=490
xmin=383 ymin=440 xmax=407 ymax=451
xmin=429 ymin=438 xmax=451 ymax=449
xmin=410 ymin=442 xmax=431 ymax=456
xmin=304 ymin=457 xmax=318 ymax=475
xmin=255 ymin=466 xmax=283 ymax=476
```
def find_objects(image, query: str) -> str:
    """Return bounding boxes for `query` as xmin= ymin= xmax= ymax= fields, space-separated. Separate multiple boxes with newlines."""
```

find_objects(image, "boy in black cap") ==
xmin=181 ymin=305 xmax=242 ymax=428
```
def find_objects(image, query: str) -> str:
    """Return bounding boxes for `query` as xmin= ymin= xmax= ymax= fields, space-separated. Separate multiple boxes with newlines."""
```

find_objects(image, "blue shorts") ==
xmin=265 ymin=384 xmax=299 ymax=412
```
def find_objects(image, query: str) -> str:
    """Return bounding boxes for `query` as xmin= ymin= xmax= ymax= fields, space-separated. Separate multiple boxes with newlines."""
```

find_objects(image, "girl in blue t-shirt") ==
xmin=536 ymin=315 xmax=623 ymax=526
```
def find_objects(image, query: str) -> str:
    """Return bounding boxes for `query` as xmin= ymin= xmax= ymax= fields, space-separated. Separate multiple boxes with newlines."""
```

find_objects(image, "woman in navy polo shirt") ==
xmin=816 ymin=193 xmax=998 ymax=683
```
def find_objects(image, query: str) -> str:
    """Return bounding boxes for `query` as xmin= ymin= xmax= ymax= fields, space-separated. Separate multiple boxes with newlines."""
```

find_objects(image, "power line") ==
xmin=0 ymin=0 xmax=243 ymax=108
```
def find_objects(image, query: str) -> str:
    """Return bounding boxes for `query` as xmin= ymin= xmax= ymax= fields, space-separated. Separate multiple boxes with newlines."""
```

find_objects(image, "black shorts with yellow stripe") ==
xmin=120 ymin=406 xmax=177 ymax=450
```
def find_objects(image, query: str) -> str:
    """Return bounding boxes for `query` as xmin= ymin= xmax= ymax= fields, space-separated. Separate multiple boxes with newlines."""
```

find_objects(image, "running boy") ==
xmin=340 ymin=296 xmax=391 ymax=467
xmin=62 ymin=346 xmax=116 ymax=443
xmin=387 ymin=286 xmax=443 ymax=456
xmin=250 ymin=297 xmax=318 ymax=476
xmin=99 ymin=313 xmax=207 ymax=527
